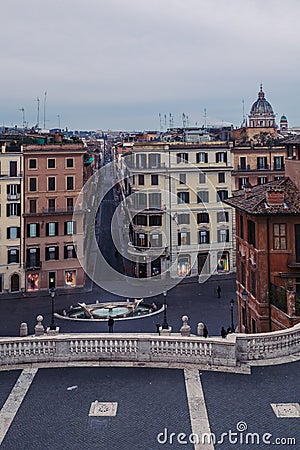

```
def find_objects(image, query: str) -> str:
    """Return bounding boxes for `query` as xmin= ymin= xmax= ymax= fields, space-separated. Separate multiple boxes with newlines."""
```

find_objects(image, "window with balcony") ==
xmin=177 ymin=153 xmax=188 ymax=163
xmin=217 ymin=211 xmax=229 ymax=222
xmin=8 ymin=248 xmax=19 ymax=264
xmin=197 ymin=212 xmax=209 ymax=224
xmin=48 ymin=199 xmax=56 ymax=212
xmin=46 ymin=222 xmax=58 ymax=237
xmin=196 ymin=152 xmax=208 ymax=163
xmin=197 ymin=191 xmax=209 ymax=203
xmin=7 ymin=184 xmax=20 ymax=200
xmin=27 ymin=223 xmax=40 ymax=238
xmin=178 ymin=231 xmax=190 ymax=245
xmin=273 ymin=224 xmax=286 ymax=250
xmin=29 ymin=177 xmax=37 ymax=192
xmin=66 ymin=176 xmax=74 ymax=190
xmin=239 ymin=157 xmax=246 ymax=170
xmin=177 ymin=191 xmax=190 ymax=204
xmin=45 ymin=246 xmax=59 ymax=260
xmin=7 ymin=227 xmax=20 ymax=239
xmin=199 ymin=230 xmax=210 ymax=244
xmin=217 ymin=190 xmax=228 ymax=202
xmin=29 ymin=199 xmax=36 ymax=214
xmin=48 ymin=177 xmax=56 ymax=191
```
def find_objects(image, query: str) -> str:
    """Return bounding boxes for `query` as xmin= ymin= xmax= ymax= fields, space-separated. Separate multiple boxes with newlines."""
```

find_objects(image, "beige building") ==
xmin=120 ymin=141 xmax=234 ymax=280
xmin=0 ymin=141 xmax=25 ymax=293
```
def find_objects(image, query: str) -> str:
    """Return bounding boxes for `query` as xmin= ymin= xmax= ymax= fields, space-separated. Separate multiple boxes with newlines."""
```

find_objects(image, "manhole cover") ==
xmin=89 ymin=401 xmax=118 ymax=417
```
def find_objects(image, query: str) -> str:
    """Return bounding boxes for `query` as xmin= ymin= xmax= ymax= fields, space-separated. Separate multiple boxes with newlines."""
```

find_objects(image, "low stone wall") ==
xmin=0 ymin=323 xmax=299 ymax=370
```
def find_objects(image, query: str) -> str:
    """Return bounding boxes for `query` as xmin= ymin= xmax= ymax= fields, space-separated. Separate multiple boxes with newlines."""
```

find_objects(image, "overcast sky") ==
xmin=1 ymin=0 xmax=300 ymax=131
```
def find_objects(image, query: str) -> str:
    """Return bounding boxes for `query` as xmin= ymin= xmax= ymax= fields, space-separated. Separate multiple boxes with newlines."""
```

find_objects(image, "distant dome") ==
xmin=250 ymin=85 xmax=274 ymax=115
xmin=280 ymin=115 xmax=287 ymax=121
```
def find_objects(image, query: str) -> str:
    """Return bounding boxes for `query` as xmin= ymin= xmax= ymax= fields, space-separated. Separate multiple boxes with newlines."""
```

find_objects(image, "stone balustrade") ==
xmin=0 ymin=323 xmax=300 ymax=370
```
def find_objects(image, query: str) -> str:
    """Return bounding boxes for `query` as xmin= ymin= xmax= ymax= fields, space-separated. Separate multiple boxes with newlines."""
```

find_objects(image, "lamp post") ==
xmin=49 ymin=287 xmax=56 ymax=330
xmin=241 ymin=289 xmax=248 ymax=333
xmin=230 ymin=299 xmax=235 ymax=332
xmin=161 ymin=290 xmax=169 ymax=329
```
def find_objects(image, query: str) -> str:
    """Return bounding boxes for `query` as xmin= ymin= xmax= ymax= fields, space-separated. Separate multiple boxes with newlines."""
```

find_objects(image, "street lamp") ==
xmin=49 ymin=287 xmax=56 ymax=330
xmin=161 ymin=290 xmax=169 ymax=329
xmin=241 ymin=289 xmax=249 ymax=333
xmin=230 ymin=299 xmax=235 ymax=332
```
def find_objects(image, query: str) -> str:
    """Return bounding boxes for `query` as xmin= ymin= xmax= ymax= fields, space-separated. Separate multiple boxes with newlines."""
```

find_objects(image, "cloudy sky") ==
xmin=1 ymin=0 xmax=299 ymax=131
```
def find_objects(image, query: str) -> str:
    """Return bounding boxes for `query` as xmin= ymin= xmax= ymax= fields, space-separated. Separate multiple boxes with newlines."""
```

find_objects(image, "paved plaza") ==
xmin=0 ymin=362 xmax=299 ymax=450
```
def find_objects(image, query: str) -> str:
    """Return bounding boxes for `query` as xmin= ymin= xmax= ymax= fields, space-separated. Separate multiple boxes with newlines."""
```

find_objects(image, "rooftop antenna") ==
xmin=186 ymin=115 xmax=189 ymax=128
xmin=164 ymin=114 xmax=167 ymax=130
xmin=43 ymin=91 xmax=47 ymax=129
xmin=242 ymin=99 xmax=245 ymax=126
xmin=19 ymin=108 xmax=25 ymax=129
xmin=169 ymin=113 xmax=174 ymax=128
xmin=182 ymin=113 xmax=186 ymax=128
xmin=204 ymin=108 xmax=207 ymax=128
xmin=57 ymin=114 xmax=61 ymax=130
xmin=36 ymin=97 xmax=40 ymax=129
xmin=159 ymin=113 xmax=163 ymax=132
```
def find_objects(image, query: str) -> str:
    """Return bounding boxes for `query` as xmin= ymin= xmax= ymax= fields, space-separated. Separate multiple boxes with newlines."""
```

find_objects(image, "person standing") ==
xmin=203 ymin=324 xmax=208 ymax=338
xmin=217 ymin=285 xmax=221 ymax=298
xmin=108 ymin=316 xmax=114 ymax=333
xmin=221 ymin=326 xmax=227 ymax=338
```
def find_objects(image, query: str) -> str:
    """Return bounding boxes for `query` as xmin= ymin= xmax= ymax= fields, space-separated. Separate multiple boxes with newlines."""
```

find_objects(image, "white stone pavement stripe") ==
xmin=184 ymin=368 xmax=215 ymax=450
xmin=0 ymin=368 xmax=38 ymax=446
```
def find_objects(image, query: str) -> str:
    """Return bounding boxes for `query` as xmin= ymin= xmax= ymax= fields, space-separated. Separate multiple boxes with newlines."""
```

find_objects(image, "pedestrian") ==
xmin=203 ymin=324 xmax=208 ymax=338
xmin=156 ymin=323 xmax=160 ymax=335
xmin=221 ymin=326 xmax=227 ymax=338
xmin=108 ymin=316 xmax=114 ymax=333
xmin=217 ymin=285 xmax=221 ymax=298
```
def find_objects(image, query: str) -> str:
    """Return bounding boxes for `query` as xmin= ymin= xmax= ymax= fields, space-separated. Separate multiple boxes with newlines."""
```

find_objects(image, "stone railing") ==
xmin=0 ymin=323 xmax=300 ymax=370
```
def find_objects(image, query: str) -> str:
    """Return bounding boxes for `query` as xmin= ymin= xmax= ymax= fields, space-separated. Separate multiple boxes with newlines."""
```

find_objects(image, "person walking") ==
xmin=217 ymin=285 xmax=221 ymax=298
xmin=203 ymin=324 xmax=208 ymax=338
xmin=221 ymin=326 xmax=227 ymax=338
xmin=108 ymin=316 xmax=114 ymax=333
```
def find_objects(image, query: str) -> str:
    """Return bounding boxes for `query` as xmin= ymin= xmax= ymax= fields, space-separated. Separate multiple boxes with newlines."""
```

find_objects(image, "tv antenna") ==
xmin=19 ymin=108 xmax=26 ymax=129
xmin=43 ymin=91 xmax=47 ymax=129
xmin=36 ymin=97 xmax=40 ymax=129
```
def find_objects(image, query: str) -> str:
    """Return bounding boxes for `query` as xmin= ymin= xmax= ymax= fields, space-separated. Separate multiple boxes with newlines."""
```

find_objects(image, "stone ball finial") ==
xmin=197 ymin=322 xmax=204 ymax=336
xmin=34 ymin=315 xmax=45 ymax=337
xmin=37 ymin=315 xmax=43 ymax=324
xmin=180 ymin=315 xmax=191 ymax=337
xmin=20 ymin=322 xmax=28 ymax=337
xmin=182 ymin=315 xmax=189 ymax=324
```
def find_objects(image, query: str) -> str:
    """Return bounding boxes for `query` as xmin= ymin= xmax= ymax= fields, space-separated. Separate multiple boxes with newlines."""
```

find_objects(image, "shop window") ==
xmin=217 ymin=252 xmax=229 ymax=272
xmin=178 ymin=255 xmax=191 ymax=276
xmin=65 ymin=270 xmax=76 ymax=287
xmin=27 ymin=273 xmax=39 ymax=291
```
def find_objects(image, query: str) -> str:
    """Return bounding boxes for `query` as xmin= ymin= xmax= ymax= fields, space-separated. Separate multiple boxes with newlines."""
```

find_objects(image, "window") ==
xmin=240 ymin=215 xmax=244 ymax=239
xmin=66 ymin=176 xmax=74 ymax=190
xmin=8 ymin=248 xmax=19 ymax=264
xmin=29 ymin=159 xmax=37 ymax=169
xmin=274 ymin=156 xmax=284 ymax=171
xmin=241 ymin=261 xmax=245 ymax=286
xmin=218 ymin=173 xmax=225 ymax=183
xmin=196 ymin=152 xmax=208 ymax=163
xmin=47 ymin=158 xmax=56 ymax=169
xmin=217 ymin=190 xmax=228 ymax=202
xmin=177 ymin=153 xmax=188 ymax=163
xmin=9 ymin=161 xmax=17 ymax=177
xmin=217 ymin=211 xmax=229 ymax=222
xmin=133 ymin=214 xmax=147 ymax=226
xmin=7 ymin=184 xmax=20 ymax=199
xmin=239 ymin=157 xmax=246 ymax=170
xmin=218 ymin=229 xmax=229 ymax=242
xmin=138 ymin=174 xmax=144 ymax=185
xmin=179 ymin=174 xmax=186 ymax=185
xmin=48 ymin=177 xmax=56 ymax=191
xmin=48 ymin=199 xmax=55 ymax=212
xmin=178 ymin=231 xmax=190 ymax=245
xmin=150 ymin=233 xmax=162 ymax=247
xmin=177 ymin=214 xmax=190 ymax=225
xmin=197 ymin=212 xmax=209 ymax=224
xmin=64 ymin=221 xmax=77 ymax=235
xmin=66 ymin=197 xmax=74 ymax=212
xmin=258 ymin=177 xmax=268 ymax=185
xmin=26 ymin=248 xmax=40 ymax=267
xmin=149 ymin=215 xmax=162 ymax=226
xmin=257 ymin=156 xmax=268 ymax=170
xmin=29 ymin=199 xmax=36 ymax=214
xmin=134 ymin=193 xmax=147 ymax=209
xmin=135 ymin=233 xmax=147 ymax=247
xmin=197 ymin=191 xmax=209 ymax=203
xmin=64 ymin=245 xmax=76 ymax=259
xmin=177 ymin=192 xmax=190 ymax=204
xmin=149 ymin=193 xmax=161 ymax=209
xmin=199 ymin=230 xmax=210 ymax=244
xmin=148 ymin=153 xmax=160 ymax=168
xmin=273 ymin=224 xmax=286 ymax=250
xmin=247 ymin=220 xmax=256 ymax=246
xmin=7 ymin=227 xmax=20 ymax=239
xmin=216 ymin=152 xmax=227 ymax=163
xmin=66 ymin=158 xmax=74 ymax=168
xmin=27 ymin=223 xmax=40 ymax=238
xmin=239 ymin=178 xmax=249 ymax=189
xmin=46 ymin=222 xmax=58 ymax=237
xmin=151 ymin=175 xmax=158 ymax=185
xmin=251 ymin=270 xmax=256 ymax=297
xmin=136 ymin=154 xmax=146 ymax=169
xmin=29 ymin=177 xmax=37 ymax=192
xmin=199 ymin=172 xmax=206 ymax=184
xmin=45 ymin=246 xmax=59 ymax=261
xmin=7 ymin=203 xmax=21 ymax=217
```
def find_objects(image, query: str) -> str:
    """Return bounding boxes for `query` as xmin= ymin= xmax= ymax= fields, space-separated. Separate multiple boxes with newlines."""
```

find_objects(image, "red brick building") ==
xmin=23 ymin=140 xmax=86 ymax=291
xmin=225 ymin=161 xmax=300 ymax=332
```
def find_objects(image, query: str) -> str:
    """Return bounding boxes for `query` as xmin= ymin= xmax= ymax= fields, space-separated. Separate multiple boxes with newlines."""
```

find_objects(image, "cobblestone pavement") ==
xmin=0 ymin=362 xmax=299 ymax=450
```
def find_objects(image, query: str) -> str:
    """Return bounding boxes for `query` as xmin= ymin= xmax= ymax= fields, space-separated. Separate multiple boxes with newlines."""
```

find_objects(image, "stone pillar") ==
xmin=180 ymin=315 xmax=191 ymax=337
xmin=197 ymin=322 xmax=204 ymax=336
xmin=286 ymin=282 xmax=296 ymax=317
xmin=20 ymin=322 xmax=28 ymax=337
xmin=34 ymin=315 xmax=45 ymax=336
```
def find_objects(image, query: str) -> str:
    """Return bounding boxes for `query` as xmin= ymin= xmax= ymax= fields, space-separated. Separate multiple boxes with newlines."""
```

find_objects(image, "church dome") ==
xmin=250 ymin=85 xmax=274 ymax=115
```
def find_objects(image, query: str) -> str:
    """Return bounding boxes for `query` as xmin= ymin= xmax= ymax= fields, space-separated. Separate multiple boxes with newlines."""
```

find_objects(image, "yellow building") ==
xmin=120 ymin=141 xmax=234 ymax=280
xmin=0 ymin=141 xmax=24 ymax=293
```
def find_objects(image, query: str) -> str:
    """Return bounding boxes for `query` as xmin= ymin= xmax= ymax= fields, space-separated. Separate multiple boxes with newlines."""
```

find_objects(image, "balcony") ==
xmin=127 ymin=242 xmax=167 ymax=257
xmin=257 ymin=164 xmax=269 ymax=170
xmin=237 ymin=164 xmax=250 ymax=171
xmin=26 ymin=261 xmax=42 ymax=270
xmin=7 ymin=193 xmax=20 ymax=201
xmin=0 ymin=172 xmax=23 ymax=178
xmin=273 ymin=165 xmax=285 ymax=171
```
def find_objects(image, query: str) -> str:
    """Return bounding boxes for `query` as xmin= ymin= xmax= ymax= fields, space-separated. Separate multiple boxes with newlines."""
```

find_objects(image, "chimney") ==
xmin=266 ymin=187 xmax=284 ymax=206
xmin=244 ymin=181 xmax=252 ymax=199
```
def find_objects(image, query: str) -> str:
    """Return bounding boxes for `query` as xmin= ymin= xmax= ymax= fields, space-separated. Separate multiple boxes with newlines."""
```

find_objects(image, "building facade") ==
xmin=119 ymin=141 xmax=234 ymax=280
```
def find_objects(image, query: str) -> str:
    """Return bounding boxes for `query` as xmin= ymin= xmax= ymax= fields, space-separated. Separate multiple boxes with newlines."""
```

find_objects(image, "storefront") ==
xmin=65 ymin=270 xmax=77 ymax=287
xmin=27 ymin=273 xmax=39 ymax=291
xmin=177 ymin=254 xmax=191 ymax=277
xmin=217 ymin=251 xmax=230 ymax=272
